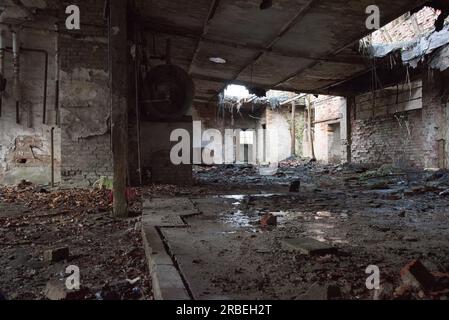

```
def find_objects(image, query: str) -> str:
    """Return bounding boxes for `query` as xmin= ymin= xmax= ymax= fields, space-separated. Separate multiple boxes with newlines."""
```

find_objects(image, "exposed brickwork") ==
xmin=59 ymin=0 xmax=112 ymax=186
xmin=372 ymin=7 xmax=439 ymax=44
xmin=351 ymin=110 xmax=424 ymax=167
xmin=61 ymin=133 xmax=112 ymax=186
xmin=350 ymin=72 xmax=448 ymax=168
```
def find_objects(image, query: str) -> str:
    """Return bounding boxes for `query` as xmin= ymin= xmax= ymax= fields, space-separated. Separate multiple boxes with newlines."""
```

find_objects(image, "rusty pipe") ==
xmin=12 ymin=30 xmax=20 ymax=124
xmin=0 ymin=29 xmax=5 ymax=118
xmin=51 ymin=127 xmax=55 ymax=187
xmin=54 ymin=24 xmax=60 ymax=127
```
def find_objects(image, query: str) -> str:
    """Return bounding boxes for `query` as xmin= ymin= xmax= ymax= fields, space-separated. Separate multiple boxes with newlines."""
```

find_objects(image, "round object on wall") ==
xmin=141 ymin=64 xmax=195 ymax=120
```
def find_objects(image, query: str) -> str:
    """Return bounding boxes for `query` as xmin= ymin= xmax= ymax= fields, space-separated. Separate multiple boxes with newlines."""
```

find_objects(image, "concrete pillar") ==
xmin=421 ymin=71 xmax=446 ymax=169
xmin=109 ymin=0 xmax=129 ymax=217
xmin=341 ymin=97 xmax=354 ymax=163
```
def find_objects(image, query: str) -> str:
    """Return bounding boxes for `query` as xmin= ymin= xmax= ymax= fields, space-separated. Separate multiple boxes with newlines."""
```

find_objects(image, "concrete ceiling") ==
xmin=1 ymin=0 xmax=430 ymax=101
xmin=139 ymin=0 xmax=428 ymax=101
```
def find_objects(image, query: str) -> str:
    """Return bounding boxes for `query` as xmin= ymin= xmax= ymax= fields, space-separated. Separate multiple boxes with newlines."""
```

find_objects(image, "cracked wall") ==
xmin=0 ymin=23 xmax=61 ymax=186
xmin=348 ymin=72 xmax=449 ymax=169
xmin=59 ymin=0 xmax=112 ymax=186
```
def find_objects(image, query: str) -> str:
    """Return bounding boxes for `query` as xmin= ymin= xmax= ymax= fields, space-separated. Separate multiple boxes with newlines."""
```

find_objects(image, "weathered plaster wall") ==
xmin=0 ymin=25 xmax=61 ymax=185
xmin=313 ymin=96 xmax=345 ymax=164
xmin=192 ymin=103 xmax=260 ymax=164
xmin=265 ymin=108 xmax=293 ymax=163
xmin=59 ymin=0 xmax=112 ymax=186
xmin=421 ymin=71 xmax=448 ymax=169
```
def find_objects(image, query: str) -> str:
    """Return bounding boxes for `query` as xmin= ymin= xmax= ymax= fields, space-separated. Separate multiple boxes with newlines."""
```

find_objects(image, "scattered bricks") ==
xmin=282 ymin=238 xmax=337 ymax=256
xmin=400 ymin=259 xmax=436 ymax=291
xmin=260 ymin=214 xmax=277 ymax=227
xmin=43 ymin=247 xmax=70 ymax=263
xmin=394 ymin=284 xmax=414 ymax=299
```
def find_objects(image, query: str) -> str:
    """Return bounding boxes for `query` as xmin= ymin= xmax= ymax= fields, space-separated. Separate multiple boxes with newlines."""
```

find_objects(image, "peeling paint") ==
xmin=60 ymin=68 xmax=110 ymax=141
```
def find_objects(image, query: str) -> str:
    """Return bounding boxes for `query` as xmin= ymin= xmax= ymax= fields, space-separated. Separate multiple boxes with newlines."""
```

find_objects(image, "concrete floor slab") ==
xmin=281 ymin=238 xmax=337 ymax=255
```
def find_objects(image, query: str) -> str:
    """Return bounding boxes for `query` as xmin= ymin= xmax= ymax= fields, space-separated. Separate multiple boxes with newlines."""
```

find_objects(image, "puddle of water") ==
xmin=217 ymin=193 xmax=283 ymax=200
xmin=220 ymin=195 xmax=247 ymax=201
xmin=221 ymin=210 xmax=259 ymax=233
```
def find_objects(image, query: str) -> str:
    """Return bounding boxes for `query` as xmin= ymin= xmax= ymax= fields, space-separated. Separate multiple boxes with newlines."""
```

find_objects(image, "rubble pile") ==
xmin=0 ymin=182 xmax=151 ymax=300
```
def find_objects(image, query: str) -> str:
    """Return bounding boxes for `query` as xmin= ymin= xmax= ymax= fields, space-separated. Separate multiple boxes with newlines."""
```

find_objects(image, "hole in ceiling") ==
xmin=224 ymin=85 xmax=250 ymax=99
xmin=209 ymin=57 xmax=227 ymax=64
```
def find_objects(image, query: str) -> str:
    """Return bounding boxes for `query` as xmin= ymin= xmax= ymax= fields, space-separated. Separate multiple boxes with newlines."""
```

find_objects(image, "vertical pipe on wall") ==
xmin=51 ymin=127 xmax=55 ymax=187
xmin=42 ymin=50 xmax=48 ymax=124
xmin=12 ymin=29 xmax=20 ymax=124
xmin=54 ymin=24 xmax=60 ymax=126
xmin=134 ymin=24 xmax=143 ymax=186
xmin=0 ymin=29 xmax=5 ymax=118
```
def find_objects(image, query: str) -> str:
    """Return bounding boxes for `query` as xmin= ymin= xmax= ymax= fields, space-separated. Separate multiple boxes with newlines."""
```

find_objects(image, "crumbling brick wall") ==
xmin=0 ymin=16 xmax=61 ymax=185
xmin=372 ymin=7 xmax=440 ymax=44
xmin=59 ymin=0 xmax=112 ymax=186
xmin=351 ymin=110 xmax=424 ymax=167
xmin=349 ymin=73 xmax=448 ymax=169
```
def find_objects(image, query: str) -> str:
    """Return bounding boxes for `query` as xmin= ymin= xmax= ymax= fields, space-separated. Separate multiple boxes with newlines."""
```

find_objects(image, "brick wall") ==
xmin=59 ymin=0 xmax=112 ymax=186
xmin=351 ymin=110 xmax=424 ymax=167
xmin=0 ymin=16 xmax=61 ymax=185
xmin=372 ymin=7 xmax=440 ymax=44
xmin=350 ymin=72 xmax=448 ymax=168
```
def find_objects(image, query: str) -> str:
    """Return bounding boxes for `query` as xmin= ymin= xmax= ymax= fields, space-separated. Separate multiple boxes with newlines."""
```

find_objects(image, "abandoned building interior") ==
xmin=1 ymin=0 xmax=449 ymax=301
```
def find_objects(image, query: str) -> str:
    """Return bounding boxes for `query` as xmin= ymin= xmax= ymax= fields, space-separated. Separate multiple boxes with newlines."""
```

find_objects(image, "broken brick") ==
xmin=400 ymin=259 xmax=436 ymax=291
xmin=44 ymin=247 xmax=70 ymax=263
xmin=260 ymin=214 xmax=277 ymax=227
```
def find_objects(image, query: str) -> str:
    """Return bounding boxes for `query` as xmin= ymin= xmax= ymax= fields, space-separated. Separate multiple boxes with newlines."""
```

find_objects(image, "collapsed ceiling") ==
xmin=137 ymin=0 xmax=429 ymax=101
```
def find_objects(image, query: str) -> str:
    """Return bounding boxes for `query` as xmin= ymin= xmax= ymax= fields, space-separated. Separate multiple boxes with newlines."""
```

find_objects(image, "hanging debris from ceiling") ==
xmin=368 ymin=25 xmax=449 ymax=71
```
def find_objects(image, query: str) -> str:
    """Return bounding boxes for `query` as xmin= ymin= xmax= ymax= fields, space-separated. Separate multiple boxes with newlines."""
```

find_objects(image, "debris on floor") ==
xmin=0 ymin=183 xmax=151 ymax=300
xmin=144 ymin=160 xmax=449 ymax=300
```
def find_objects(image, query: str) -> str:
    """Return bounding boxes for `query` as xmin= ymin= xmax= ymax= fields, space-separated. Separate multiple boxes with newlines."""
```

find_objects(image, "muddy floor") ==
xmin=0 ymin=186 xmax=151 ymax=300
xmin=149 ymin=161 xmax=449 ymax=300
xmin=2 ymin=160 xmax=449 ymax=300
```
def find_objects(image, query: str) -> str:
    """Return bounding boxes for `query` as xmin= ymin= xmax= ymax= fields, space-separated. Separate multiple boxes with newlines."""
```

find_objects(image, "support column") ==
xmin=109 ymin=0 xmax=129 ymax=217
xmin=342 ymin=96 xmax=354 ymax=163
xmin=306 ymin=96 xmax=316 ymax=161
xmin=291 ymin=102 xmax=296 ymax=156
